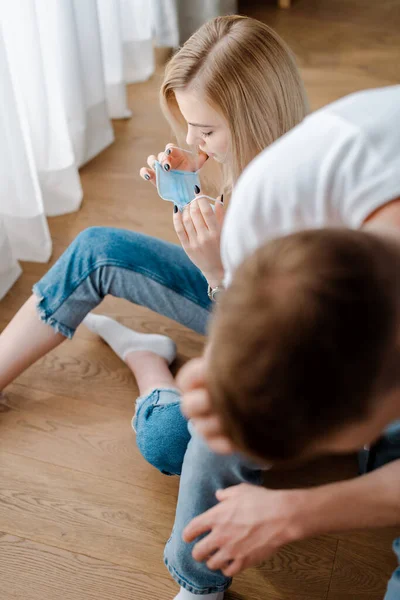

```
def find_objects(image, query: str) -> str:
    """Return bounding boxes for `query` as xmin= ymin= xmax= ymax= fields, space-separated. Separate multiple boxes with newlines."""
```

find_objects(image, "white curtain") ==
xmin=177 ymin=0 xmax=238 ymax=43
xmin=0 ymin=0 xmax=236 ymax=301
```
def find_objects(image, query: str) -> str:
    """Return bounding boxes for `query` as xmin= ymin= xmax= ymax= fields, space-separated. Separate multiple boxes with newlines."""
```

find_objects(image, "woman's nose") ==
xmin=186 ymin=126 xmax=199 ymax=146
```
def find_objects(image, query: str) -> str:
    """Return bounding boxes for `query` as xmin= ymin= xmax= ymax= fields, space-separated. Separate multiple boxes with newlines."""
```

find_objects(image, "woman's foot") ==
xmin=83 ymin=314 xmax=177 ymax=365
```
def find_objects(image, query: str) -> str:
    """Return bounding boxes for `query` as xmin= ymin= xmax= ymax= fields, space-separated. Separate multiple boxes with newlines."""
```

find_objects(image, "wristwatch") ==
xmin=207 ymin=284 xmax=224 ymax=302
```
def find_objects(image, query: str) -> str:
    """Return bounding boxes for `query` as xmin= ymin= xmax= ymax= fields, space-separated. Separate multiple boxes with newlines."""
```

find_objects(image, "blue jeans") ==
xmin=35 ymin=226 xmax=399 ymax=596
xmin=385 ymin=538 xmax=400 ymax=599
xmin=34 ymin=226 xmax=262 ymax=594
xmin=34 ymin=227 xmax=211 ymax=337
xmin=134 ymin=392 xmax=262 ymax=594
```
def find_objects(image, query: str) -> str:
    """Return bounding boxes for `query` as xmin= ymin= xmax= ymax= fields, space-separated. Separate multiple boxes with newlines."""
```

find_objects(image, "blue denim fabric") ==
xmin=35 ymin=226 xmax=400 ymax=596
xmin=34 ymin=226 xmax=242 ymax=593
xmin=133 ymin=388 xmax=191 ymax=476
xmin=33 ymin=227 xmax=211 ymax=338
xmin=133 ymin=387 xmax=263 ymax=594
xmin=384 ymin=538 xmax=400 ymax=600
xmin=164 ymin=423 xmax=263 ymax=594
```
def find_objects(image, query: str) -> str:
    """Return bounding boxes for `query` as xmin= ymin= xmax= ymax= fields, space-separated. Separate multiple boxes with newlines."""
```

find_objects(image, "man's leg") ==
xmin=164 ymin=426 xmax=263 ymax=595
xmin=384 ymin=538 xmax=400 ymax=600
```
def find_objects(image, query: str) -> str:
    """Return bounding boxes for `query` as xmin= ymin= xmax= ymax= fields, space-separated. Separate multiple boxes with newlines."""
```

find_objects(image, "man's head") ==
xmin=207 ymin=228 xmax=400 ymax=464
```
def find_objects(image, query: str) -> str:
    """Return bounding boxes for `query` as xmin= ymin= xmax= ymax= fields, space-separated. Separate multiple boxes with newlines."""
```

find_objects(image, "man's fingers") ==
xmin=181 ymin=389 xmax=213 ymax=419
xmin=183 ymin=511 xmax=216 ymax=544
xmin=206 ymin=549 xmax=234 ymax=572
xmin=176 ymin=357 xmax=207 ymax=392
xmin=207 ymin=435 xmax=236 ymax=455
xmin=193 ymin=533 xmax=222 ymax=563
xmin=222 ymin=557 xmax=245 ymax=577
xmin=191 ymin=414 xmax=225 ymax=439
xmin=215 ymin=485 xmax=243 ymax=502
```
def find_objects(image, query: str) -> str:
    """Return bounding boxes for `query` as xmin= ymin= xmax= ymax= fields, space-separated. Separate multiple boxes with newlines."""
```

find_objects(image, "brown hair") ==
xmin=160 ymin=15 xmax=308 ymax=194
xmin=207 ymin=229 xmax=400 ymax=462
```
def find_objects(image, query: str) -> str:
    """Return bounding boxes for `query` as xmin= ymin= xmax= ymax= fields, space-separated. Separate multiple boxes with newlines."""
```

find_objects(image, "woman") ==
xmin=0 ymin=16 xmax=307 ymax=600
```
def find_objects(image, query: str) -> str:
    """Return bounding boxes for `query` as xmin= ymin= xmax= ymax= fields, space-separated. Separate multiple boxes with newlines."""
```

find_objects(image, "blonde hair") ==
xmin=160 ymin=15 xmax=308 ymax=193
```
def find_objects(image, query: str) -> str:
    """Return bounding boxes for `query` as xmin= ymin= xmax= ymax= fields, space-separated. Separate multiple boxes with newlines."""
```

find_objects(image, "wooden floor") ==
xmin=1 ymin=0 xmax=400 ymax=598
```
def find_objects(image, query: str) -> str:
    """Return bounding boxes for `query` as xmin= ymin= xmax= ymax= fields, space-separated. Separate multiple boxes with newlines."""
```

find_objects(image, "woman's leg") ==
xmin=0 ymin=226 xmax=211 ymax=391
xmin=0 ymin=296 xmax=65 ymax=390
xmin=133 ymin=386 xmax=191 ymax=476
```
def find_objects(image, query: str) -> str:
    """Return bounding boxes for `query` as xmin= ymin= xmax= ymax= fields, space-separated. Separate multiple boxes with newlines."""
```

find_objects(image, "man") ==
xmin=179 ymin=85 xmax=400 ymax=599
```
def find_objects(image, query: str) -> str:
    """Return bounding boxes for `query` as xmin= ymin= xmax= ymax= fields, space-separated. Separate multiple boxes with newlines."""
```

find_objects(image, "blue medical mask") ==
xmin=154 ymin=160 xmax=201 ymax=211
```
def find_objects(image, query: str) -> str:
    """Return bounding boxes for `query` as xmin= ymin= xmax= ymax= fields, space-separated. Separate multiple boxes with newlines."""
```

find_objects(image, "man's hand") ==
xmin=183 ymin=484 xmax=302 ymax=576
xmin=184 ymin=461 xmax=400 ymax=577
xmin=177 ymin=356 xmax=235 ymax=454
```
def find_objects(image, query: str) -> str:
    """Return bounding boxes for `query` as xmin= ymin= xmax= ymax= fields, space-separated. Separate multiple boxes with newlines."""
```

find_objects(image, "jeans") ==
xmin=34 ymin=227 xmax=211 ymax=338
xmin=385 ymin=539 xmax=400 ymax=600
xmin=34 ymin=226 xmax=263 ymax=594
xmin=35 ymin=226 xmax=399 ymax=596
xmin=134 ymin=395 xmax=263 ymax=594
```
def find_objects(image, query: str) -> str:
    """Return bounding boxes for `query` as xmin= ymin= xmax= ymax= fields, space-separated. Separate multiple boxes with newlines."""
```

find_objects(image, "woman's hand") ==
xmin=173 ymin=191 xmax=225 ymax=287
xmin=183 ymin=484 xmax=303 ymax=576
xmin=140 ymin=143 xmax=208 ymax=186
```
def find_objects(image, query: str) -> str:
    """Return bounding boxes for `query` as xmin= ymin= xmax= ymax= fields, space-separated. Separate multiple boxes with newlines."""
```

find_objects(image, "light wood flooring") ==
xmin=1 ymin=0 xmax=400 ymax=598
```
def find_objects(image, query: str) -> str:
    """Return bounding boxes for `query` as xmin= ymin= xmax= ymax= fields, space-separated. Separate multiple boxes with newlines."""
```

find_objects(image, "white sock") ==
xmin=83 ymin=313 xmax=177 ymax=364
xmin=174 ymin=589 xmax=224 ymax=600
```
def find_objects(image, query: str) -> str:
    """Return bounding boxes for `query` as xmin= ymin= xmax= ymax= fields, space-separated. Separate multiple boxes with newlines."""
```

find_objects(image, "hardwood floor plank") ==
xmin=331 ymin=528 xmax=400 ymax=556
xmin=252 ymin=536 xmax=338 ymax=598
xmin=0 ymin=532 xmax=178 ymax=600
xmin=1 ymin=1 xmax=400 ymax=598
xmin=326 ymin=539 xmax=397 ymax=600
xmin=0 ymin=384 xmax=180 ymax=497
xmin=0 ymin=452 xmax=175 ymax=572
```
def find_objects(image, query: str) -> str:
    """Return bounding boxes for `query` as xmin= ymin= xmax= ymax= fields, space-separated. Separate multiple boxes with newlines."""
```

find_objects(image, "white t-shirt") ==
xmin=222 ymin=85 xmax=400 ymax=287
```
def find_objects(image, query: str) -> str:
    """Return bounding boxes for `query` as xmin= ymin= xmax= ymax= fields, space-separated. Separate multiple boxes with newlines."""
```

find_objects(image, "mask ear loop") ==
xmin=194 ymin=194 xmax=223 ymax=206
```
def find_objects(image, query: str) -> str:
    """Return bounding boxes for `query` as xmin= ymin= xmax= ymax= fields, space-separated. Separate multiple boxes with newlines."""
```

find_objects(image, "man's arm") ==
xmin=298 ymin=459 xmax=400 ymax=537
xmin=362 ymin=196 xmax=400 ymax=232
xmin=183 ymin=459 xmax=400 ymax=576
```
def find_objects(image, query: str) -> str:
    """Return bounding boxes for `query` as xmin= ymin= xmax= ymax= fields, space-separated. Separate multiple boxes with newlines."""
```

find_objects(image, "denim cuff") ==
xmin=33 ymin=284 xmax=75 ymax=339
xmin=164 ymin=554 xmax=232 ymax=595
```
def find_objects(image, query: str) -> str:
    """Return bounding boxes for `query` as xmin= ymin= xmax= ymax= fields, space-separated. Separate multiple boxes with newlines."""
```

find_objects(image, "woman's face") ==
xmin=175 ymin=89 xmax=230 ymax=163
